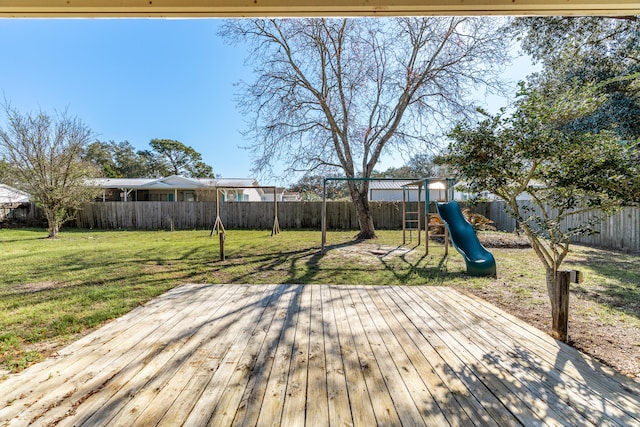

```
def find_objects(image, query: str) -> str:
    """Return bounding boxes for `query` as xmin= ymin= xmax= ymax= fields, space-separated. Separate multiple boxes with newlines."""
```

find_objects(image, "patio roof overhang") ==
xmin=0 ymin=0 xmax=638 ymax=17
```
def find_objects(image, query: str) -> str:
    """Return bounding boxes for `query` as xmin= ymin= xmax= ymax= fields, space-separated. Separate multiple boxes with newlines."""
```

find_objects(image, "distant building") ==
xmin=453 ymin=181 xmax=544 ymax=202
xmin=261 ymin=187 xmax=302 ymax=202
xmin=90 ymin=176 xmax=264 ymax=202
xmin=368 ymin=179 xmax=452 ymax=202
xmin=0 ymin=184 xmax=30 ymax=204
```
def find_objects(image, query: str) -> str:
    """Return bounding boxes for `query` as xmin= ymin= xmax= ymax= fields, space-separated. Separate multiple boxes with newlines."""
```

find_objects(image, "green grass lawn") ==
xmin=1 ymin=227 xmax=638 ymax=375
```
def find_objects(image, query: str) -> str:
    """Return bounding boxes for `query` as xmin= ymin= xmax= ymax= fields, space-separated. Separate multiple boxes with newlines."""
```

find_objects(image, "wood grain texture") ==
xmin=1 ymin=284 xmax=638 ymax=427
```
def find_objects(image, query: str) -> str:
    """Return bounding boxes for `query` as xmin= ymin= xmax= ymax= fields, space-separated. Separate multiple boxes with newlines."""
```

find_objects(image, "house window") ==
xmin=183 ymin=191 xmax=195 ymax=202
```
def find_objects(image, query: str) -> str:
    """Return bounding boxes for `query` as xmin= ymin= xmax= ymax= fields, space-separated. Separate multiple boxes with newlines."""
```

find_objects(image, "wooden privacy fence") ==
xmin=75 ymin=201 xmax=411 ymax=231
xmin=0 ymin=202 xmax=43 ymax=226
xmin=470 ymin=201 xmax=640 ymax=253
xmin=73 ymin=201 xmax=640 ymax=252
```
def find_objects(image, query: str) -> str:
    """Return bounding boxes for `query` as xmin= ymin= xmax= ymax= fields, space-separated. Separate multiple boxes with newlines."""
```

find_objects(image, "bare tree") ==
xmin=223 ymin=18 xmax=511 ymax=238
xmin=0 ymin=104 xmax=100 ymax=238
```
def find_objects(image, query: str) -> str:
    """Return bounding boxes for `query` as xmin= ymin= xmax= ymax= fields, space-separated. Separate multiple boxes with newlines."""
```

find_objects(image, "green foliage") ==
xmin=438 ymin=82 xmax=639 ymax=321
xmin=148 ymin=139 xmax=214 ymax=178
xmin=288 ymin=175 xmax=350 ymax=200
xmin=512 ymin=16 xmax=640 ymax=140
xmin=84 ymin=139 xmax=215 ymax=179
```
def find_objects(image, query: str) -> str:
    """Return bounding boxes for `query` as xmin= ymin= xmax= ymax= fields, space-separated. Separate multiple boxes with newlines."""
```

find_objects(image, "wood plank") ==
xmin=319 ymin=285 xmax=353 ymax=427
xmin=402 ymin=286 xmax=562 ymax=426
xmin=419 ymin=287 xmax=594 ymax=426
xmin=144 ymin=284 xmax=260 ymax=426
xmin=203 ymin=285 xmax=290 ymax=426
xmin=168 ymin=285 xmax=277 ymax=426
xmin=147 ymin=285 xmax=287 ymax=426
xmin=68 ymin=284 xmax=258 ymax=426
xmin=254 ymin=285 xmax=303 ymax=427
xmin=385 ymin=286 xmax=512 ymax=426
xmin=328 ymin=285 xmax=377 ymax=427
xmin=228 ymin=286 xmax=297 ymax=427
xmin=362 ymin=286 xmax=453 ymax=426
xmin=438 ymin=288 xmax=640 ymax=424
xmin=305 ymin=286 xmax=329 ymax=427
xmin=451 ymin=287 xmax=640 ymax=399
xmin=2 ymin=285 xmax=639 ymax=427
xmin=280 ymin=284 xmax=311 ymax=426
xmin=338 ymin=286 xmax=402 ymax=426
xmin=348 ymin=287 xmax=426 ymax=426
xmin=375 ymin=286 xmax=490 ymax=427
xmin=2 ymin=284 xmax=215 ymax=426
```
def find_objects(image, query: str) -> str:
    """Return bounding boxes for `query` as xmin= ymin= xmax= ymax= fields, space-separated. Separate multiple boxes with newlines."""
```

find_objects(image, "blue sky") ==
xmin=0 ymin=19 xmax=535 ymax=186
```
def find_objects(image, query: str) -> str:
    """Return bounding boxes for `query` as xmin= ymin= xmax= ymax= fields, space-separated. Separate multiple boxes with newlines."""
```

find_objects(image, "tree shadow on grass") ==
xmin=567 ymin=247 xmax=640 ymax=321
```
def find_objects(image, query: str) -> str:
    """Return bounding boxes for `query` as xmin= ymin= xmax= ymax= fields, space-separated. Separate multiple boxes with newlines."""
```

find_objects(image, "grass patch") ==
xmin=0 ymin=228 xmax=638 ymax=378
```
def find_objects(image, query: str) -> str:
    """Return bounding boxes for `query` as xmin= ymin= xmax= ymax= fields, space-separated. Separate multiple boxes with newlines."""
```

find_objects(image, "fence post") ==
xmin=219 ymin=231 xmax=226 ymax=261
xmin=552 ymin=271 xmax=570 ymax=343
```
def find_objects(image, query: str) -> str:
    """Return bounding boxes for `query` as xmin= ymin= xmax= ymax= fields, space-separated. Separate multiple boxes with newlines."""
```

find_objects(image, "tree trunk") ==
xmin=47 ymin=222 xmax=60 ymax=239
xmin=352 ymin=192 xmax=377 ymax=240
xmin=45 ymin=209 xmax=61 ymax=239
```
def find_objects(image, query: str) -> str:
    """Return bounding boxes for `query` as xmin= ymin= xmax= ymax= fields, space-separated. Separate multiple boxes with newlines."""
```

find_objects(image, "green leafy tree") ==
xmin=0 ymin=105 xmax=101 ymax=238
xmin=148 ymin=139 xmax=214 ymax=178
xmin=85 ymin=139 xmax=214 ymax=178
xmin=438 ymin=83 xmax=639 ymax=340
xmin=374 ymin=153 xmax=438 ymax=179
xmin=512 ymin=16 xmax=640 ymax=140
xmin=85 ymin=140 xmax=155 ymax=178
xmin=288 ymin=174 xmax=350 ymax=200
xmin=222 ymin=18 xmax=511 ymax=239
xmin=111 ymin=141 xmax=155 ymax=178
xmin=84 ymin=141 xmax=121 ymax=178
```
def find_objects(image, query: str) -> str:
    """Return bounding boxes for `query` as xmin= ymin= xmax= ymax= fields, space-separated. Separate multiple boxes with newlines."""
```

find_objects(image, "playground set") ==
xmin=209 ymin=177 xmax=495 ymax=277
xmin=321 ymin=177 xmax=496 ymax=277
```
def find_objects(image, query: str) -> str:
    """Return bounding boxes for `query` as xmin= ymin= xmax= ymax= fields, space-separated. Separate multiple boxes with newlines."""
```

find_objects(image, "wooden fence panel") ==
xmin=71 ymin=201 xmax=640 ymax=253
xmin=470 ymin=201 xmax=640 ymax=253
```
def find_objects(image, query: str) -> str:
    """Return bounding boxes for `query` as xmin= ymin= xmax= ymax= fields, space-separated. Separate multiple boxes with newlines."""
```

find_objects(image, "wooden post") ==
xmin=402 ymin=187 xmax=407 ymax=245
xmin=552 ymin=270 xmax=570 ymax=342
xmin=219 ymin=231 xmax=226 ymax=261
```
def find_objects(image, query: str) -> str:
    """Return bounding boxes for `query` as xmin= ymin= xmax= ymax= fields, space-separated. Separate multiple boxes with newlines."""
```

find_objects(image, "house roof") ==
xmin=369 ymin=179 xmax=449 ymax=190
xmin=196 ymin=178 xmax=260 ymax=188
xmin=0 ymin=184 xmax=30 ymax=203
xmin=90 ymin=176 xmax=263 ymax=191
xmin=369 ymin=180 xmax=415 ymax=190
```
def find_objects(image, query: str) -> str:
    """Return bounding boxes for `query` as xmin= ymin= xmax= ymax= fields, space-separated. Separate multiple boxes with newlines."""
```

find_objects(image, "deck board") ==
xmin=1 ymin=284 xmax=639 ymax=427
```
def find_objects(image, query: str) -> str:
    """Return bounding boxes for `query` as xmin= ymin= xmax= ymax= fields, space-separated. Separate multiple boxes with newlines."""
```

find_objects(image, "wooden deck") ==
xmin=1 ymin=284 xmax=639 ymax=426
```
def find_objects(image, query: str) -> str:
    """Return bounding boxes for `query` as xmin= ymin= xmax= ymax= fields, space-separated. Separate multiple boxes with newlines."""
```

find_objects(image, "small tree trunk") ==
xmin=353 ymin=192 xmax=377 ymax=240
xmin=45 ymin=209 xmax=62 ymax=239
xmin=47 ymin=222 xmax=60 ymax=239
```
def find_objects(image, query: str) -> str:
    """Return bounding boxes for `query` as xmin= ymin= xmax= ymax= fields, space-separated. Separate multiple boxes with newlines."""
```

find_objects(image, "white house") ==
xmin=261 ymin=187 xmax=302 ymax=202
xmin=453 ymin=181 xmax=544 ymax=202
xmin=90 ymin=176 xmax=265 ymax=202
xmin=368 ymin=179 xmax=452 ymax=202
xmin=0 ymin=184 xmax=30 ymax=204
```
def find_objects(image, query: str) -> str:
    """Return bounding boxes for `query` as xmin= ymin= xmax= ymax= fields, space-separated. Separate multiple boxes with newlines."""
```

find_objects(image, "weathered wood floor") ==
xmin=1 ymin=284 xmax=639 ymax=426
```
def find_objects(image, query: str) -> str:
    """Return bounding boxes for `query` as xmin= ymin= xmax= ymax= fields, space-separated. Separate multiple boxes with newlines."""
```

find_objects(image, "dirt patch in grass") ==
xmin=334 ymin=236 xmax=640 ymax=383
xmin=5 ymin=281 xmax=65 ymax=295
xmin=330 ymin=243 xmax=414 ymax=262
xmin=478 ymin=232 xmax=531 ymax=249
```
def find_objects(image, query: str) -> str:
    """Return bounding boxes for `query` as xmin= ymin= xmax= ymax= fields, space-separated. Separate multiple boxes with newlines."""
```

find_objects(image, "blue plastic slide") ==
xmin=436 ymin=201 xmax=497 ymax=277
